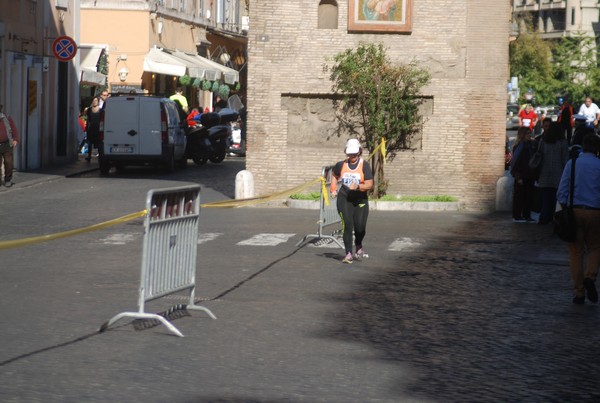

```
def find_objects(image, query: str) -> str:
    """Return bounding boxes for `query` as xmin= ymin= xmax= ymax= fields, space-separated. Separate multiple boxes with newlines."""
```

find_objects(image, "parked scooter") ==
xmin=185 ymin=112 xmax=230 ymax=165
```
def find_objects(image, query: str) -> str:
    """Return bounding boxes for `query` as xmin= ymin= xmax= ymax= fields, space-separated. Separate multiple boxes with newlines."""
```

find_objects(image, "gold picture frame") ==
xmin=348 ymin=0 xmax=412 ymax=33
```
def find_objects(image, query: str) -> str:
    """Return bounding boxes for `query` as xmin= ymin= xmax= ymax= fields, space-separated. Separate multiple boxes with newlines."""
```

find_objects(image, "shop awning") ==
xmin=143 ymin=48 xmax=239 ymax=84
xmin=172 ymin=50 xmax=239 ymax=84
xmin=143 ymin=47 xmax=188 ymax=76
xmin=79 ymin=45 xmax=107 ymax=86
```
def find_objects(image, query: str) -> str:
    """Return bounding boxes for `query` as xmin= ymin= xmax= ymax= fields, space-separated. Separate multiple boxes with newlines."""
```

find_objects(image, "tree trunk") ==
xmin=370 ymin=151 xmax=385 ymax=199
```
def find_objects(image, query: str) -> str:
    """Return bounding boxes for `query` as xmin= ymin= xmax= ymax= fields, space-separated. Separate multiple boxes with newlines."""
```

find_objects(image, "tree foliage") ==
xmin=552 ymin=31 xmax=600 ymax=104
xmin=509 ymin=30 xmax=555 ymax=104
xmin=326 ymin=42 xmax=430 ymax=197
xmin=510 ymin=27 xmax=600 ymax=106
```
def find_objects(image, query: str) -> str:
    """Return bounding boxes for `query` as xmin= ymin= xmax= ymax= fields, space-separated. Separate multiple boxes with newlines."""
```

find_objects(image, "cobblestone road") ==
xmin=324 ymin=214 xmax=600 ymax=402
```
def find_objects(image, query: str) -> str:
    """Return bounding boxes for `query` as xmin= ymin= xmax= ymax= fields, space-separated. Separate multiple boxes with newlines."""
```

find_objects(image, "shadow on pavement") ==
xmin=319 ymin=212 xmax=600 ymax=401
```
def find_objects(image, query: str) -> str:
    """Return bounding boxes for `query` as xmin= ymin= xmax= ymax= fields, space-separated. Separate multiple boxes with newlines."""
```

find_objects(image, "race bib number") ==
xmin=522 ymin=118 xmax=531 ymax=127
xmin=342 ymin=172 xmax=361 ymax=187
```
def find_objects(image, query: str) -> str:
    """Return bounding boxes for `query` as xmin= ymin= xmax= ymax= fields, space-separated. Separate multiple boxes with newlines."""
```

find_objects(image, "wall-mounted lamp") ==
xmin=220 ymin=53 xmax=230 ymax=64
xmin=157 ymin=18 xmax=164 ymax=35
xmin=118 ymin=67 xmax=129 ymax=82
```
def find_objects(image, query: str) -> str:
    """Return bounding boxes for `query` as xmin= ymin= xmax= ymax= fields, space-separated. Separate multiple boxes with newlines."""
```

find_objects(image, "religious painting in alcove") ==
xmin=348 ymin=0 xmax=412 ymax=33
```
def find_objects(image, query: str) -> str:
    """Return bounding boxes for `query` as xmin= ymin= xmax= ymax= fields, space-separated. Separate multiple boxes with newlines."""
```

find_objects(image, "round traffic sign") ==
xmin=52 ymin=36 xmax=78 ymax=62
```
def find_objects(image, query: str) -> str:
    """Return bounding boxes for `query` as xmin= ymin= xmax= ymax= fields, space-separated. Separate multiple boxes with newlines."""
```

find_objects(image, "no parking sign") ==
xmin=52 ymin=36 xmax=77 ymax=62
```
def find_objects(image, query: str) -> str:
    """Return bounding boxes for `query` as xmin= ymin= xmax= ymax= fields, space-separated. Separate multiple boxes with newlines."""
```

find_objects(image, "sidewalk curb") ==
xmin=285 ymin=199 xmax=462 ymax=211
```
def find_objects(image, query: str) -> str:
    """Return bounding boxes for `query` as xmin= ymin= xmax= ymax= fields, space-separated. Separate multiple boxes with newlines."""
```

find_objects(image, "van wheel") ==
xmin=209 ymin=151 xmax=226 ymax=164
xmin=99 ymin=158 xmax=110 ymax=175
xmin=165 ymin=153 xmax=176 ymax=173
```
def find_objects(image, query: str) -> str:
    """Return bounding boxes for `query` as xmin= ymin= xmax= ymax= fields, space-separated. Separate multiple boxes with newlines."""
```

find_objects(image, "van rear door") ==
xmin=104 ymin=96 xmax=140 ymax=155
xmin=139 ymin=97 xmax=163 ymax=155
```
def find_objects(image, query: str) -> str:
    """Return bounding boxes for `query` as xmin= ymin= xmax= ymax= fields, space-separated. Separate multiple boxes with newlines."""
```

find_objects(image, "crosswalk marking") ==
xmin=237 ymin=233 xmax=296 ymax=246
xmin=198 ymin=232 xmax=223 ymax=244
xmin=98 ymin=231 xmax=423 ymax=252
xmin=388 ymin=237 xmax=422 ymax=252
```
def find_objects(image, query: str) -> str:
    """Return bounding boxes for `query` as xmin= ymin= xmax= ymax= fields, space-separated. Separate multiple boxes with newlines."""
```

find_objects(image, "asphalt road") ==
xmin=0 ymin=156 xmax=599 ymax=402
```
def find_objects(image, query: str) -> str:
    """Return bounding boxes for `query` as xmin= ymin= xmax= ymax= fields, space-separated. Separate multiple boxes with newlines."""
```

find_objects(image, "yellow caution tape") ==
xmin=321 ymin=176 xmax=329 ymax=207
xmin=0 ymin=175 xmax=327 ymax=249
xmin=201 ymin=177 xmax=322 ymax=208
xmin=0 ymin=209 xmax=148 ymax=250
xmin=370 ymin=137 xmax=386 ymax=164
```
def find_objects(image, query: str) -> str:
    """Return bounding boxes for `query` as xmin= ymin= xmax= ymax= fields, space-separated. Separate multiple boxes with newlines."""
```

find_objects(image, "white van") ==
xmin=99 ymin=95 xmax=187 ymax=175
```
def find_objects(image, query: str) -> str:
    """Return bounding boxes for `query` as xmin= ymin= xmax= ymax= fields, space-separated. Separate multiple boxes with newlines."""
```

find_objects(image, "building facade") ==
xmin=246 ymin=1 xmax=510 ymax=210
xmin=512 ymin=0 xmax=600 ymax=39
xmin=0 ymin=1 xmax=82 ymax=170
xmin=80 ymin=0 xmax=247 ymax=111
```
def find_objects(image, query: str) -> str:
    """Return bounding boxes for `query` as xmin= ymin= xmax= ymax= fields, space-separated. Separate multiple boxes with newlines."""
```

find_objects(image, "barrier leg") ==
xmin=99 ymin=312 xmax=185 ymax=337
xmin=187 ymin=304 xmax=217 ymax=319
xmin=296 ymin=233 xmax=344 ymax=249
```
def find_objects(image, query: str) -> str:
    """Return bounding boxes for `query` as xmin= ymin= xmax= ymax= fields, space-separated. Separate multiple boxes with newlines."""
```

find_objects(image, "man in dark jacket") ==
xmin=557 ymin=97 xmax=574 ymax=144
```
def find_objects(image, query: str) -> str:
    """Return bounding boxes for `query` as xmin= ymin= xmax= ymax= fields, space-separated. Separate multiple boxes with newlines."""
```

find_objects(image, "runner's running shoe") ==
xmin=342 ymin=252 xmax=353 ymax=264
xmin=354 ymin=248 xmax=366 ymax=260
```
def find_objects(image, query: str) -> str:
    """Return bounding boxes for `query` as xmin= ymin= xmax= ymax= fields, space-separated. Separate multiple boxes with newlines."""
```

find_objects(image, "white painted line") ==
xmin=100 ymin=233 xmax=137 ymax=245
xmin=198 ymin=232 xmax=223 ymax=244
xmin=237 ymin=233 xmax=296 ymax=246
xmin=388 ymin=237 xmax=422 ymax=252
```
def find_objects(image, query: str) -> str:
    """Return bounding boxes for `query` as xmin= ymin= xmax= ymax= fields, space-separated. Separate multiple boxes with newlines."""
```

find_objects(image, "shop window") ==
xmin=318 ymin=0 xmax=338 ymax=29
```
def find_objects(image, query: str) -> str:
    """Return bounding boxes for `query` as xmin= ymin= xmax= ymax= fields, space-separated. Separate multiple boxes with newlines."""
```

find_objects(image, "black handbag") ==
xmin=553 ymin=154 xmax=577 ymax=242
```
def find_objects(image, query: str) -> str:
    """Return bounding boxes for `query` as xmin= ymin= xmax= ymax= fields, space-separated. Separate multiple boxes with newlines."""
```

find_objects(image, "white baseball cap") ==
xmin=345 ymin=139 xmax=361 ymax=155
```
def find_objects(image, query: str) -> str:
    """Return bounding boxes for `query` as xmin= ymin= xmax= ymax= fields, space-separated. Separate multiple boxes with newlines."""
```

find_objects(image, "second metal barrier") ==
xmin=296 ymin=166 xmax=344 ymax=249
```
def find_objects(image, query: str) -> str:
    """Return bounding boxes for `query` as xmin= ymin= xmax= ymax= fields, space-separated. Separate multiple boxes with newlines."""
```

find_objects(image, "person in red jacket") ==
xmin=186 ymin=106 xmax=202 ymax=127
xmin=0 ymin=106 xmax=19 ymax=187
xmin=518 ymin=103 xmax=538 ymax=131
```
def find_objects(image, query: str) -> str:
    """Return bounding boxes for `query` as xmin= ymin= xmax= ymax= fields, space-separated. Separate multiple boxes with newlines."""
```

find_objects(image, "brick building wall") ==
xmin=246 ymin=0 xmax=509 ymax=210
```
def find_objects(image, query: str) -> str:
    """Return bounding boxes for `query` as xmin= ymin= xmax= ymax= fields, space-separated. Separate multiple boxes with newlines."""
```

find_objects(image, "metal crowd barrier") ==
xmin=100 ymin=185 xmax=216 ymax=337
xmin=296 ymin=166 xmax=344 ymax=249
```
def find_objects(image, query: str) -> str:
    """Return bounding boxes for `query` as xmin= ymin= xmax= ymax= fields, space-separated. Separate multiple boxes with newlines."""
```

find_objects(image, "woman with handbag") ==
xmin=536 ymin=122 xmax=568 ymax=225
xmin=557 ymin=134 xmax=600 ymax=304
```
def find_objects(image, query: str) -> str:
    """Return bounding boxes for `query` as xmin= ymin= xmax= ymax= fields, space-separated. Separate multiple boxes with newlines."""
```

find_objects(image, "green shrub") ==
xmin=289 ymin=192 xmax=321 ymax=200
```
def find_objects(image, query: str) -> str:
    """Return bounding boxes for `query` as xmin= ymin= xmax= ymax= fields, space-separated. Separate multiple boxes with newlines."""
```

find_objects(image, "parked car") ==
xmin=506 ymin=103 xmax=520 ymax=130
xmin=535 ymin=105 xmax=559 ymax=122
xmin=99 ymin=95 xmax=187 ymax=175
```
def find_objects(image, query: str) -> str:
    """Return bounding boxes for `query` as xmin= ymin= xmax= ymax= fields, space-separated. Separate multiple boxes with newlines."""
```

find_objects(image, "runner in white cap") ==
xmin=329 ymin=139 xmax=374 ymax=264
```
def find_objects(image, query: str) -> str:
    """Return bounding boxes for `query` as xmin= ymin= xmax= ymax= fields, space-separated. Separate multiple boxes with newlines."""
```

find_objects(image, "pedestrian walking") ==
xmin=557 ymin=133 xmax=600 ymax=305
xmin=85 ymin=97 xmax=102 ymax=161
xmin=574 ymin=96 xmax=600 ymax=131
xmin=98 ymin=90 xmax=109 ymax=109
xmin=536 ymin=122 xmax=569 ymax=225
xmin=169 ymin=87 xmax=189 ymax=113
xmin=0 ymin=106 xmax=19 ymax=187
xmin=329 ymin=139 xmax=374 ymax=264
xmin=510 ymin=127 xmax=536 ymax=222
xmin=518 ymin=104 xmax=538 ymax=132
xmin=557 ymin=97 xmax=574 ymax=144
